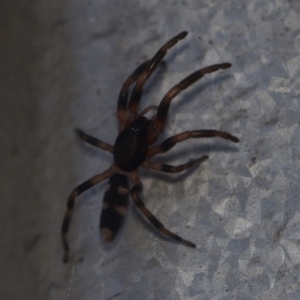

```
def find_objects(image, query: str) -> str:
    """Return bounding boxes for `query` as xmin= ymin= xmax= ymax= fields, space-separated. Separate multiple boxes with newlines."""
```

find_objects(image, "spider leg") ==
xmin=118 ymin=60 xmax=150 ymax=131
xmin=75 ymin=129 xmax=114 ymax=153
xmin=148 ymin=63 xmax=232 ymax=143
xmin=61 ymin=166 xmax=115 ymax=263
xmin=147 ymin=129 xmax=239 ymax=158
xmin=127 ymin=31 xmax=188 ymax=122
xmin=129 ymin=173 xmax=196 ymax=248
xmin=141 ymin=156 xmax=208 ymax=173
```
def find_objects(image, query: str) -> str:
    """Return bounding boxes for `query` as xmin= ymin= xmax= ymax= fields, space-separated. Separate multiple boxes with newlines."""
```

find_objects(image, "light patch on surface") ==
xmin=232 ymin=218 xmax=253 ymax=235
xmin=196 ymin=182 xmax=208 ymax=198
xmin=287 ymin=56 xmax=300 ymax=77
xmin=282 ymin=240 xmax=300 ymax=265
xmin=212 ymin=197 xmax=229 ymax=216
xmin=249 ymin=159 xmax=271 ymax=177
xmin=256 ymin=90 xmax=276 ymax=110
xmin=241 ymin=176 xmax=252 ymax=188
xmin=267 ymin=246 xmax=285 ymax=271
xmin=270 ymin=277 xmax=275 ymax=289
xmin=268 ymin=77 xmax=291 ymax=93
xmin=186 ymin=209 xmax=197 ymax=227
xmin=233 ymin=71 xmax=244 ymax=83
xmin=239 ymin=258 xmax=265 ymax=277
xmin=277 ymin=124 xmax=298 ymax=143
xmin=280 ymin=213 xmax=300 ymax=265
xmin=284 ymin=212 xmax=300 ymax=240
xmin=203 ymin=47 xmax=222 ymax=66
xmin=177 ymin=268 xmax=195 ymax=287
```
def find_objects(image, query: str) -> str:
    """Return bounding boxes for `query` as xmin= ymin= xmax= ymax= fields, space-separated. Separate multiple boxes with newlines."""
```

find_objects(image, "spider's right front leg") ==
xmin=147 ymin=130 xmax=239 ymax=158
xmin=129 ymin=172 xmax=196 ymax=248
xmin=61 ymin=166 xmax=115 ymax=263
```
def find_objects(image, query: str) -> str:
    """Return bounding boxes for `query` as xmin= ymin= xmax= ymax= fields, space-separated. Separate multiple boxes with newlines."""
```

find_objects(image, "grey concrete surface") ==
xmin=1 ymin=1 xmax=300 ymax=299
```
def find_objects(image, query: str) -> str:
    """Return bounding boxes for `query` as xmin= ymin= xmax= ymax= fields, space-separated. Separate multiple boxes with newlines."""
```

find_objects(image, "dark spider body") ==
xmin=61 ymin=31 xmax=239 ymax=263
xmin=114 ymin=117 xmax=151 ymax=172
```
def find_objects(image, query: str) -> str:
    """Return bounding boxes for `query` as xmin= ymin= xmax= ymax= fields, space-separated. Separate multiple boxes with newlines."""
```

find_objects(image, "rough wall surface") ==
xmin=1 ymin=1 xmax=300 ymax=299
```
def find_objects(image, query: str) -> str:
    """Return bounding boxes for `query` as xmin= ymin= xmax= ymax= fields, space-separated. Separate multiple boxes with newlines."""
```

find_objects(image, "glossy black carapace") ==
xmin=114 ymin=117 xmax=151 ymax=172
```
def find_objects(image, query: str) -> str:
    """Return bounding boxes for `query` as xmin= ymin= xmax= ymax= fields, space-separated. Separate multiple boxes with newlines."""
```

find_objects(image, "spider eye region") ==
xmin=114 ymin=117 xmax=150 ymax=172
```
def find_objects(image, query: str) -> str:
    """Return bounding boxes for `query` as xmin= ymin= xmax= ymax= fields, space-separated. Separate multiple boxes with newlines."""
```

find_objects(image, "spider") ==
xmin=61 ymin=31 xmax=239 ymax=263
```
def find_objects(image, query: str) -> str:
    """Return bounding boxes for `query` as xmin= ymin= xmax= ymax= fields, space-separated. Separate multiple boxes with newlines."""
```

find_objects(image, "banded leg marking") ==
xmin=142 ymin=156 xmax=208 ymax=173
xmin=61 ymin=167 xmax=114 ymax=263
xmin=130 ymin=181 xmax=196 ymax=248
xmin=147 ymin=130 xmax=239 ymax=157
xmin=148 ymin=63 xmax=232 ymax=143
xmin=127 ymin=31 xmax=188 ymax=121
xmin=75 ymin=129 xmax=114 ymax=153
xmin=117 ymin=60 xmax=150 ymax=131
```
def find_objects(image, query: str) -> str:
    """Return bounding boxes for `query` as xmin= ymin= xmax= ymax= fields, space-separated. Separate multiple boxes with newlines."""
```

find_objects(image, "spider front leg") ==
xmin=147 ymin=130 xmax=239 ymax=158
xmin=141 ymin=156 xmax=208 ymax=173
xmin=127 ymin=31 xmax=188 ymax=122
xmin=129 ymin=172 xmax=196 ymax=248
xmin=61 ymin=166 xmax=115 ymax=263
xmin=117 ymin=60 xmax=150 ymax=131
xmin=75 ymin=129 xmax=114 ymax=153
xmin=148 ymin=63 xmax=232 ymax=144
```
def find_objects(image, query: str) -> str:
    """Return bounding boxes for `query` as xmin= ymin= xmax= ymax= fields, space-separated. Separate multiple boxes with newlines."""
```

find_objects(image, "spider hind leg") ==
xmin=130 ymin=181 xmax=196 ymax=248
xmin=61 ymin=168 xmax=113 ymax=263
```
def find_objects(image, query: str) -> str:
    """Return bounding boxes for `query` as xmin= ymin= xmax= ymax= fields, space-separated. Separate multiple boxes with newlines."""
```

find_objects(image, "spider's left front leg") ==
xmin=61 ymin=166 xmax=115 ymax=263
xmin=75 ymin=129 xmax=114 ymax=153
xmin=129 ymin=171 xmax=196 ymax=248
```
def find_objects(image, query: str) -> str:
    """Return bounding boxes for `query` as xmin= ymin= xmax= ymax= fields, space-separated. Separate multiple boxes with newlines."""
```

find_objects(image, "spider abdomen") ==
xmin=100 ymin=174 xmax=129 ymax=242
xmin=114 ymin=117 xmax=151 ymax=172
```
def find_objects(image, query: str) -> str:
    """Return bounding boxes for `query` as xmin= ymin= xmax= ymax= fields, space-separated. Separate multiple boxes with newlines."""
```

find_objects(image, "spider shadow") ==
xmin=171 ymin=74 xmax=233 ymax=114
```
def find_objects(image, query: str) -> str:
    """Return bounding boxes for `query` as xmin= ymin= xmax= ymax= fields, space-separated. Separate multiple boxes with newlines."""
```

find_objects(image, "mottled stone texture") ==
xmin=1 ymin=1 xmax=300 ymax=299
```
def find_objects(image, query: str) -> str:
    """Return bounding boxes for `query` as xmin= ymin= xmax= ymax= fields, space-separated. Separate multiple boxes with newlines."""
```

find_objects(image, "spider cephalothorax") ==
xmin=61 ymin=31 xmax=239 ymax=263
